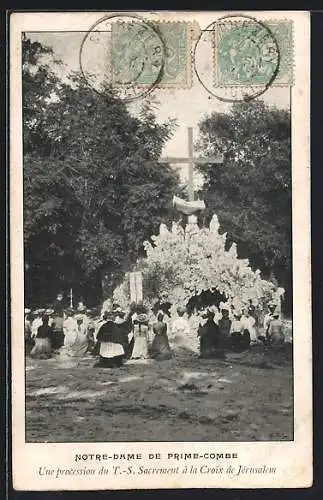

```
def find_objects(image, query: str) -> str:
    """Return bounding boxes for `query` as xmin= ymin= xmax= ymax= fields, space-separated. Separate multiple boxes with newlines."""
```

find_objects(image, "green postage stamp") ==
xmin=111 ymin=21 xmax=198 ymax=88
xmin=213 ymin=19 xmax=294 ymax=87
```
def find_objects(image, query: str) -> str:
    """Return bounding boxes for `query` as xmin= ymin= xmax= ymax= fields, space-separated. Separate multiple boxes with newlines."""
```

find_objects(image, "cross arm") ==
xmin=195 ymin=155 xmax=224 ymax=165
xmin=159 ymin=157 xmax=194 ymax=164
xmin=159 ymin=155 xmax=224 ymax=165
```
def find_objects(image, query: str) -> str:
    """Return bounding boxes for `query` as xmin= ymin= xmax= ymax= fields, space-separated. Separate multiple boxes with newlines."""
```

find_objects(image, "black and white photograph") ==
xmin=10 ymin=11 xmax=311 ymax=490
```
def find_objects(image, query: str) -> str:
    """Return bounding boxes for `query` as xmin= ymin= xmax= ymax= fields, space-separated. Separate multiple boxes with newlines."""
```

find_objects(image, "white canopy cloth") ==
xmin=173 ymin=195 xmax=205 ymax=215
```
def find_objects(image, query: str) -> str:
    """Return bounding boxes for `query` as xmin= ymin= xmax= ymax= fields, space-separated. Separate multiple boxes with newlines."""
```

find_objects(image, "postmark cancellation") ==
xmin=110 ymin=20 xmax=200 ymax=90
xmin=81 ymin=15 xmax=294 ymax=101
xmin=213 ymin=18 xmax=294 ymax=88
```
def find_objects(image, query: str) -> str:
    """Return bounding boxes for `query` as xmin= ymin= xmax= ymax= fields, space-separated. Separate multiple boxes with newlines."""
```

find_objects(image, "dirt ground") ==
xmin=25 ymin=344 xmax=293 ymax=443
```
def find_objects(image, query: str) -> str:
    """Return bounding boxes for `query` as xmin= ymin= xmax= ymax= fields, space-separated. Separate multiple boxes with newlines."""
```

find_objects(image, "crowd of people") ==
xmin=24 ymin=292 xmax=287 ymax=367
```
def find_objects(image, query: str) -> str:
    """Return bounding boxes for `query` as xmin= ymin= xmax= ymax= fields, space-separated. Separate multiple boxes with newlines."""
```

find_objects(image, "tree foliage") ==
xmin=196 ymin=101 xmax=291 ymax=310
xmin=22 ymin=36 xmax=63 ymax=154
xmin=23 ymin=37 xmax=180 ymax=306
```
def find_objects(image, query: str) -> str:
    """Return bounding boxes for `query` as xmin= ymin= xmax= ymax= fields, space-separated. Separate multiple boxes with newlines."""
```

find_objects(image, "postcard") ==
xmin=10 ymin=10 xmax=311 ymax=490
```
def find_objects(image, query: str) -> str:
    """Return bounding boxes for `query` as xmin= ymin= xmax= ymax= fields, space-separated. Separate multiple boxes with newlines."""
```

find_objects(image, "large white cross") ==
xmin=159 ymin=127 xmax=223 ymax=201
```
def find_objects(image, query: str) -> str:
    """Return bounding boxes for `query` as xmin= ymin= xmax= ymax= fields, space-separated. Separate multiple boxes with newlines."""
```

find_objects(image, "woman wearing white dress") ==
xmin=241 ymin=309 xmax=257 ymax=343
xmin=131 ymin=312 xmax=149 ymax=360
xmin=170 ymin=306 xmax=192 ymax=355
xmin=64 ymin=314 xmax=89 ymax=357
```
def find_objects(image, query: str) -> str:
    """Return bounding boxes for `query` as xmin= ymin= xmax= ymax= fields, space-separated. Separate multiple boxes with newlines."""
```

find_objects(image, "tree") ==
xmin=23 ymin=38 xmax=180 ymax=306
xmin=22 ymin=36 xmax=62 ymax=155
xmin=196 ymin=101 xmax=291 ymax=312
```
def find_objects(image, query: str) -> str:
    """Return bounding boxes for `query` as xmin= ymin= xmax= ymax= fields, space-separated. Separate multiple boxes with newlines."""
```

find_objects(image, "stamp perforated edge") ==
xmin=108 ymin=20 xmax=200 ymax=90
xmin=110 ymin=19 xmax=164 ymax=88
xmin=212 ymin=18 xmax=294 ymax=89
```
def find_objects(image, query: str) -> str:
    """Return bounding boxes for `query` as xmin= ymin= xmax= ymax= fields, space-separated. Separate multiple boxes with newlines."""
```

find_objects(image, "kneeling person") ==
xmin=151 ymin=312 xmax=172 ymax=360
xmin=268 ymin=313 xmax=285 ymax=345
xmin=95 ymin=313 xmax=125 ymax=368
xmin=30 ymin=315 xmax=53 ymax=359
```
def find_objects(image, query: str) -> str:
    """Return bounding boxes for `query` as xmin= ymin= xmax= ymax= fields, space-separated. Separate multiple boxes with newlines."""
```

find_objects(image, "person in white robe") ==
xmin=62 ymin=309 xmax=77 ymax=352
xmin=241 ymin=309 xmax=258 ymax=343
xmin=170 ymin=306 xmax=192 ymax=354
xmin=63 ymin=314 xmax=89 ymax=357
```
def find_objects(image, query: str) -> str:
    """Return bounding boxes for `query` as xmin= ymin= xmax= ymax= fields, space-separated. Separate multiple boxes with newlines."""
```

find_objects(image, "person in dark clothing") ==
xmin=247 ymin=299 xmax=258 ymax=327
xmin=218 ymin=309 xmax=232 ymax=349
xmin=230 ymin=312 xmax=251 ymax=351
xmin=153 ymin=293 xmax=172 ymax=319
xmin=51 ymin=312 xmax=65 ymax=350
xmin=247 ymin=299 xmax=256 ymax=317
xmin=95 ymin=313 xmax=125 ymax=368
xmin=121 ymin=307 xmax=136 ymax=359
xmin=134 ymin=301 xmax=147 ymax=315
xmin=151 ymin=312 xmax=172 ymax=360
xmin=198 ymin=310 xmax=224 ymax=358
xmin=241 ymin=329 xmax=251 ymax=349
xmin=30 ymin=315 xmax=53 ymax=359
xmin=114 ymin=309 xmax=132 ymax=359
xmin=52 ymin=292 xmax=66 ymax=314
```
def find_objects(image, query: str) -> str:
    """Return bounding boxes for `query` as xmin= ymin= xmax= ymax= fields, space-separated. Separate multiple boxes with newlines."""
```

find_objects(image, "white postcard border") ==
xmin=10 ymin=10 xmax=312 ymax=490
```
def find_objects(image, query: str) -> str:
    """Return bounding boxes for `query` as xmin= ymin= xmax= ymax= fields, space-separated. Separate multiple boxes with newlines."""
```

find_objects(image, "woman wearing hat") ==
xmin=63 ymin=308 xmax=76 ymax=338
xmin=44 ymin=308 xmax=54 ymax=329
xmin=130 ymin=306 xmax=149 ymax=360
xmin=170 ymin=306 xmax=191 ymax=356
xmin=229 ymin=310 xmax=246 ymax=351
xmin=267 ymin=312 xmax=285 ymax=345
xmin=263 ymin=302 xmax=278 ymax=343
xmin=76 ymin=302 xmax=89 ymax=330
xmin=151 ymin=311 xmax=172 ymax=360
